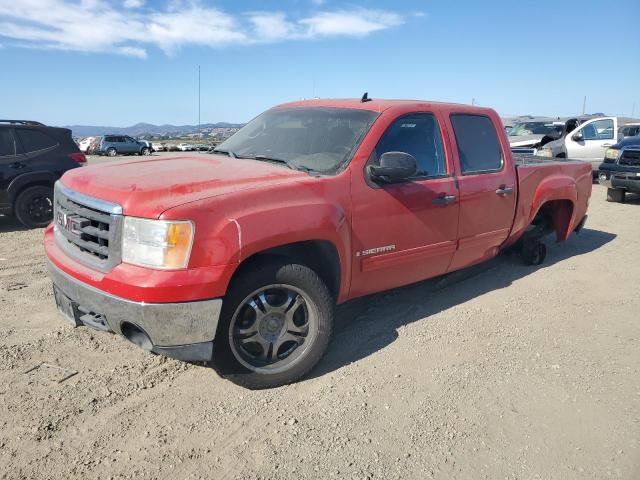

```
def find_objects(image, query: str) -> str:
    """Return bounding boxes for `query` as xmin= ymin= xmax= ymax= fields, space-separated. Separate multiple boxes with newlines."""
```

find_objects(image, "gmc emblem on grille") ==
xmin=56 ymin=211 xmax=89 ymax=236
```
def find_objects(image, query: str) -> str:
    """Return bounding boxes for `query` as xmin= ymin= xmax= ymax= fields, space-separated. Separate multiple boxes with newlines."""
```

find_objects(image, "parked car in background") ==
xmin=619 ymin=123 xmax=640 ymax=139
xmin=507 ymin=119 xmax=564 ymax=154
xmin=78 ymin=136 xmax=96 ymax=153
xmin=601 ymin=133 xmax=640 ymax=163
xmin=597 ymin=134 xmax=640 ymax=202
xmin=45 ymin=98 xmax=591 ymax=389
xmin=94 ymin=135 xmax=152 ymax=156
xmin=0 ymin=119 xmax=85 ymax=228
xmin=86 ymin=136 xmax=101 ymax=155
xmin=138 ymin=140 xmax=154 ymax=153
xmin=176 ymin=143 xmax=194 ymax=151
xmin=152 ymin=142 xmax=166 ymax=152
xmin=536 ymin=117 xmax=618 ymax=174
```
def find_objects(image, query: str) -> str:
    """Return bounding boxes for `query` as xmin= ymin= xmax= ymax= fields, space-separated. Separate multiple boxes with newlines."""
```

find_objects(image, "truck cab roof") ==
xmin=275 ymin=98 xmax=494 ymax=116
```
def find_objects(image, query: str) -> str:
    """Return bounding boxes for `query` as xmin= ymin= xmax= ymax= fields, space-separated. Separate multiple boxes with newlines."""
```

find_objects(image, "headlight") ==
xmin=604 ymin=148 xmax=620 ymax=160
xmin=122 ymin=217 xmax=194 ymax=269
xmin=536 ymin=147 xmax=553 ymax=158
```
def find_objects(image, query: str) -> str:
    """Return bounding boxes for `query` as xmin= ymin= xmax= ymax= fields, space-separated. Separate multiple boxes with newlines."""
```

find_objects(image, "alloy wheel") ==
xmin=229 ymin=284 xmax=318 ymax=374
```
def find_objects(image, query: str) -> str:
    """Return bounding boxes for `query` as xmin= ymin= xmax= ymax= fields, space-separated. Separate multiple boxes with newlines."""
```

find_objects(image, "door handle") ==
xmin=432 ymin=194 xmax=457 ymax=206
xmin=495 ymin=186 xmax=514 ymax=196
xmin=10 ymin=161 xmax=26 ymax=169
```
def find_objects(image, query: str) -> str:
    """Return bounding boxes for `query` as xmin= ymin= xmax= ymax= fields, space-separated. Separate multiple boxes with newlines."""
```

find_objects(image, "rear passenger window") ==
xmin=374 ymin=113 xmax=446 ymax=178
xmin=450 ymin=114 xmax=503 ymax=174
xmin=16 ymin=129 xmax=58 ymax=152
xmin=0 ymin=129 xmax=16 ymax=156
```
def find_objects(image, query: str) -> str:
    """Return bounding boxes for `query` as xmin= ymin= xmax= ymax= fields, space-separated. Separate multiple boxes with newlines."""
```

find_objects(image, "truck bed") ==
xmin=507 ymin=153 xmax=592 ymax=247
xmin=512 ymin=153 xmax=585 ymax=167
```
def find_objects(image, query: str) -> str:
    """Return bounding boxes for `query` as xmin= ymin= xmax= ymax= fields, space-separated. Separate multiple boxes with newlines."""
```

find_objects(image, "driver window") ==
xmin=581 ymin=119 xmax=614 ymax=141
xmin=373 ymin=113 xmax=446 ymax=178
xmin=581 ymin=123 xmax=597 ymax=140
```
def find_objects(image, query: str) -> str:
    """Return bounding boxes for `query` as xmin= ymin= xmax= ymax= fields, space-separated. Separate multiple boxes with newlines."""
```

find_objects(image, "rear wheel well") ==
xmin=535 ymin=199 xmax=574 ymax=241
xmin=11 ymin=180 xmax=54 ymax=211
xmin=230 ymin=241 xmax=341 ymax=300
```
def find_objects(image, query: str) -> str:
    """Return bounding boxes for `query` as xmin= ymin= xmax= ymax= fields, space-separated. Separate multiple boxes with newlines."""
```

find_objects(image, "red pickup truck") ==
xmin=45 ymin=99 xmax=591 ymax=389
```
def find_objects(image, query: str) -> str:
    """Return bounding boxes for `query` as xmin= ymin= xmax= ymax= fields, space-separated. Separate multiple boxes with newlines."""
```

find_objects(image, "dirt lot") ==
xmin=0 ymin=172 xmax=638 ymax=479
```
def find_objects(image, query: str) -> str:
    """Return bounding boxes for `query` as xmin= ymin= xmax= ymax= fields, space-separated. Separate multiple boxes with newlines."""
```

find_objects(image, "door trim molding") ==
xmin=361 ymin=240 xmax=457 ymax=272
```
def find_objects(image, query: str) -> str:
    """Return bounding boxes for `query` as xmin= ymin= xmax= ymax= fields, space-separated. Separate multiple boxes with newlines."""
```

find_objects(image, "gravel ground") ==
xmin=0 ymin=167 xmax=638 ymax=479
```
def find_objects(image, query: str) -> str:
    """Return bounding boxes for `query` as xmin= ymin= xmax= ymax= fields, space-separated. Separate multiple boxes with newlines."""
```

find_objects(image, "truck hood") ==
xmin=61 ymin=155 xmax=307 ymax=218
xmin=508 ymin=134 xmax=544 ymax=147
xmin=614 ymin=136 xmax=640 ymax=149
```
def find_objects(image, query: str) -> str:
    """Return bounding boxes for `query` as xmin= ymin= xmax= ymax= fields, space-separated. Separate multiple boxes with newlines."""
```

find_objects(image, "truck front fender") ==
xmin=162 ymin=197 xmax=351 ymax=301
xmin=230 ymin=202 xmax=350 ymax=299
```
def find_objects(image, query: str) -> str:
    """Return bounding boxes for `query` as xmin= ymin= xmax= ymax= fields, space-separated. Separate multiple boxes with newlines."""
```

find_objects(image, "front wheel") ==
xmin=213 ymin=260 xmax=334 ymax=389
xmin=106 ymin=147 xmax=117 ymax=157
xmin=141 ymin=147 xmax=151 ymax=156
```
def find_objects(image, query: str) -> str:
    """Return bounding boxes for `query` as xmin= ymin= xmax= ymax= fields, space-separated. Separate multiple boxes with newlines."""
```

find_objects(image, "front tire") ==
xmin=106 ymin=147 xmax=117 ymax=157
xmin=14 ymin=185 xmax=54 ymax=228
xmin=606 ymin=188 xmax=625 ymax=203
xmin=141 ymin=147 xmax=151 ymax=156
xmin=213 ymin=259 xmax=334 ymax=389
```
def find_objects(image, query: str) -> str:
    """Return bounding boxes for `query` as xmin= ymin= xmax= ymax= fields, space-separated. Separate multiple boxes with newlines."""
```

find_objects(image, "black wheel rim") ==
xmin=26 ymin=194 xmax=53 ymax=222
xmin=229 ymin=284 xmax=318 ymax=374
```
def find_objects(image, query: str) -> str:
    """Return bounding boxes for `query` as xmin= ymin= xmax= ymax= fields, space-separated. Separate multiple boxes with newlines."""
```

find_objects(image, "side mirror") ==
xmin=572 ymin=132 xmax=584 ymax=142
xmin=368 ymin=152 xmax=417 ymax=183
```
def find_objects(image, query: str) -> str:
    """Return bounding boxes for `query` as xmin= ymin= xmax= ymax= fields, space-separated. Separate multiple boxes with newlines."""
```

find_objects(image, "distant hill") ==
xmin=66 ymin=122 xmax=245 ymax=137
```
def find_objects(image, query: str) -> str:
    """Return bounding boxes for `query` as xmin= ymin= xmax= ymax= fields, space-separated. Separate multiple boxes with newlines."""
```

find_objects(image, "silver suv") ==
xmin=96 ymin=135 xmax=151 ymax=156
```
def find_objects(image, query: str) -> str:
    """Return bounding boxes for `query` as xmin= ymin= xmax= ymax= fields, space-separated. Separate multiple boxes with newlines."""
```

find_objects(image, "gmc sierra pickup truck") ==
xmin=45 ymin=98 xmax=591 ymax=389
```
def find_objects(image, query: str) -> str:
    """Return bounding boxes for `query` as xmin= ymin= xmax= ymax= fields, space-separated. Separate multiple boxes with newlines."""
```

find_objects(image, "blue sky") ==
xmin=1 ymin=0 xmax=639 ymax=126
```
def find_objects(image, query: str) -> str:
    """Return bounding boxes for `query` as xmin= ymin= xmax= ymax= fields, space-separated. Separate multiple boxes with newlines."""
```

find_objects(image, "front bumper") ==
xmin=47 ymin=260 xmax=222 ymax=362
xmin=598 ymin=170 xmax=640 ymax=192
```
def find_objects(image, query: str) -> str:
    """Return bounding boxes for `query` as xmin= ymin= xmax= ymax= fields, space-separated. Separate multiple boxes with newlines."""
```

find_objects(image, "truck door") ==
xmin=565 ymin=117 xmax=617 ymax=168
xmin=349 ymin=111 xmax=459 ymax=297
xmin=447 ymin=113 xmax=517 ymax=271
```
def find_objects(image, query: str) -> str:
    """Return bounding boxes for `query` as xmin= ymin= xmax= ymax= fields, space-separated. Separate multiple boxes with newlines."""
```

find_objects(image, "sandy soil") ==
xmin=0 ymin=178 xmax=638 ymax=479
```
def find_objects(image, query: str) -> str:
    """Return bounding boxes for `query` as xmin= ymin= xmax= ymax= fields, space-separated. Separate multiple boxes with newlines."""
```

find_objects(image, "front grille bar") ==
xmin=53 ymin=182 xmax=123 ymax=272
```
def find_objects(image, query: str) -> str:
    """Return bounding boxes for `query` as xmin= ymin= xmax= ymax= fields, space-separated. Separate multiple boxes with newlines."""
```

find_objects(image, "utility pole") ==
xmin=198 ymin=65 xmax=201 ymax=138
xmin=582 ymin=96 xmax=586 ymax=115
xmin=471 ymin=98 xmax=475 ymax=106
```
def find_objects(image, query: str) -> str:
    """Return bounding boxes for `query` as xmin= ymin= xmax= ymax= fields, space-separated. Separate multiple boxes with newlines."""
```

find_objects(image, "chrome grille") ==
xmin=53 ymin=182 xmax=123 ymax=272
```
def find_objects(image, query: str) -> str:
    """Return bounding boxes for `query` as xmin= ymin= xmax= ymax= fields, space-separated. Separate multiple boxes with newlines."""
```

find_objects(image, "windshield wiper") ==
xmin=212 ymin=148 xmax=236 ymax=158
xmin=255 ymin=155 xmax=321 ymax=175
xmin=232 ymin=153 xmax=321 ymax=175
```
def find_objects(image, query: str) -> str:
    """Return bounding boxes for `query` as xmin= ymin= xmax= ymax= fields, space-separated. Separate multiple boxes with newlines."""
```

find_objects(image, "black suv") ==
xmin=0 ymin=120 xmax=86 ymax=228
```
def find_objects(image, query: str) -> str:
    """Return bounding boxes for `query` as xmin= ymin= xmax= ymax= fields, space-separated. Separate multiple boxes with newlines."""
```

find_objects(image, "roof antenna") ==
xmin=361 ymin=92 xmax=372 ymax=103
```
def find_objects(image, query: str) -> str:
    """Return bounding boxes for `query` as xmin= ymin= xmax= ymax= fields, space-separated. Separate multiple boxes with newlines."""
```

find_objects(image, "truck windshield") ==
xmin=215 ymin=107 xmax=379 ymax=174
xmin=508 ymin=122 xmax=561 ymax=136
